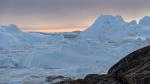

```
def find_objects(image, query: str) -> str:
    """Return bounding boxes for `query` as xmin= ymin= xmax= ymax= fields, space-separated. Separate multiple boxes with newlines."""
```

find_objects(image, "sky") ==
xmin=0 ymin=0 xmax=150 ymax=32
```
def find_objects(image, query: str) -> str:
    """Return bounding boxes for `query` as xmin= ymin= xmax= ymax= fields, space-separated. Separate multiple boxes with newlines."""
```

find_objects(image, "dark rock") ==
xmin=108 ymin=45 xmax=150 ymax=84
xmin=84 ymin=74 xmax=120 ymax=84
xmin=54 ymin=79 xmax=88 ymax=84
xmin=84 ymin=74 xmax=106 ymax=84
xmin=53 ymin=74 xmax=120 ymax=84
xmin=46 ymin=76 xmax=72 ymax=83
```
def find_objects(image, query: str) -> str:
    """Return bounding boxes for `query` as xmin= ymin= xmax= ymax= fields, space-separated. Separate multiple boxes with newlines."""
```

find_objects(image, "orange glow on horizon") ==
xmin=0 ymin=17 xmax=91 ymax=32
xmin=1 ymin=13 xmax=150 ymax=32
xmin=23 ymin=27 xmax=87 ymax=33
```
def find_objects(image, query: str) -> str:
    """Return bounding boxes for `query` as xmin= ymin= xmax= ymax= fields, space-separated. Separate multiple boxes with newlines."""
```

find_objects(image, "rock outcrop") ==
xmin=47 ymin=45 xmax=150 ymax=84
xmin=108 ymin=45 xmax=150 ymax=84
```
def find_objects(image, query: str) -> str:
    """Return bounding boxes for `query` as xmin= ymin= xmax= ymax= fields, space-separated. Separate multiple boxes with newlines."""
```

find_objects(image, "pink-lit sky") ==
xmin=0 ymin=0 xmax=150 ymax=32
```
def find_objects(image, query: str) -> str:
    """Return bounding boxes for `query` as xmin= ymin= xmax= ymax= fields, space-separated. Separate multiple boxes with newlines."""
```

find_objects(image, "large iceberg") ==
xmin=81 ymin=15 xmax=150 ymax=42
xmin=0 ymin=24 xmax=64 ymax=48
xmin=139 ymin=16 xmax=150 ymax=26
xmin=81 ymin=15 xmax=129 ymax=41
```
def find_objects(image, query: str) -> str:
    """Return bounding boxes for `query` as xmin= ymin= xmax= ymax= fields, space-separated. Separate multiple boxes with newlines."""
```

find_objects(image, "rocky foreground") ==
xmin=46 ymin=45 xmax=150 ymax=84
